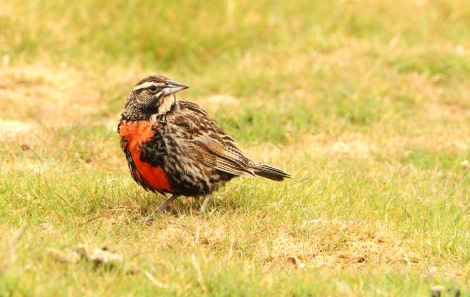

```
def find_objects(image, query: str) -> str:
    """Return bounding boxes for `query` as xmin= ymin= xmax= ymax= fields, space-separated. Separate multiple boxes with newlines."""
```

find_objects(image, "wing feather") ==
xmin=192 ymin=134 xmax=255 ymax=177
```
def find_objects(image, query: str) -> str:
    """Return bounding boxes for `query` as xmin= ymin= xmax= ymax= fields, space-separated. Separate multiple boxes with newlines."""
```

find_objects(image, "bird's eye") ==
xmin=149 ymin=85 xmax=157 ymax=92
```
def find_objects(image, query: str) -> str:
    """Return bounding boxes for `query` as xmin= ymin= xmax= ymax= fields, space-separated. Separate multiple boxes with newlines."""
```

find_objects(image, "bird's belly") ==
xmin=163 ymin=157 xmax=235 ymax=196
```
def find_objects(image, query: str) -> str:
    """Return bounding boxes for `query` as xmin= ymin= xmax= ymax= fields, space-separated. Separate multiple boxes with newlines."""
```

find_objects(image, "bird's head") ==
xmin=122 ymin=75 xmax=189 ymax=121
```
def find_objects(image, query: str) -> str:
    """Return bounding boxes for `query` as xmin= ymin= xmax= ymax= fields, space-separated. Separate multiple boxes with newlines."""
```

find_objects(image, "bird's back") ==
xmin=135 ymin=100 xmax=288 ymax=197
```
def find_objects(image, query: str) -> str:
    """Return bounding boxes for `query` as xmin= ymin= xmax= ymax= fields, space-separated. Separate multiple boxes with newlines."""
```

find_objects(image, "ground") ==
xmin=1 ymin=0 xmax=470 ymax=296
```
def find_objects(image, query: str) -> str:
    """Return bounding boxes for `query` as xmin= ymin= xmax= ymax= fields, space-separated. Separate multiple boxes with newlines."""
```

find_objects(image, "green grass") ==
xmin=1 ymin=0 xmax=470 ymax=296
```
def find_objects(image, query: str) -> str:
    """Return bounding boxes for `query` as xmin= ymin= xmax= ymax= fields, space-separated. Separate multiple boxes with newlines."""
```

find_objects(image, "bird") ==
xmin=117 ymin=75 xmax=290 ymax=212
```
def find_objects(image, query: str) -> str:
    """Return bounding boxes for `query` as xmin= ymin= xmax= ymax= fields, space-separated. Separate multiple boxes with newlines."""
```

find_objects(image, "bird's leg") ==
xmin=199 ymin=195 xmax=211 ymax=213
xmin=157 ymin=194 xmax=179 ymax=212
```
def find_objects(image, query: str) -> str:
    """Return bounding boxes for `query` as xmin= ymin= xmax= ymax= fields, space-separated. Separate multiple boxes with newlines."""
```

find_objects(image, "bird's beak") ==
xmin=163 ymin=80 xmax=189 ymax=95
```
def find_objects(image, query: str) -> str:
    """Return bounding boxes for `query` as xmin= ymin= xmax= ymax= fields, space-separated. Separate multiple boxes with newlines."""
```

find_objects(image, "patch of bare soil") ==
xmin=0 ymin=63 xmax=101 ymax=125
xmin=124 ymin=215 xmax=412 ymax=270
xmin=126 ymin=215 xmax=463 ymax=278
xmin=258 ymin=220 xmax=420 ymax=269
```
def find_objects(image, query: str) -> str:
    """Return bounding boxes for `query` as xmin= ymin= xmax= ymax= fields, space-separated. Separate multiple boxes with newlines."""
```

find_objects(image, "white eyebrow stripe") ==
xmin=132 ymin=81 xmax=157 ymax=92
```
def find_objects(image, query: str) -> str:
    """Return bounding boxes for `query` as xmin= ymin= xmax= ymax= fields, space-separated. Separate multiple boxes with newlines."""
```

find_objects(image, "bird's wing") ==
xmin=191 ymin=134 xmax=256 ymax=177
xmin=176 ymin=100 xmax=255 ymax=177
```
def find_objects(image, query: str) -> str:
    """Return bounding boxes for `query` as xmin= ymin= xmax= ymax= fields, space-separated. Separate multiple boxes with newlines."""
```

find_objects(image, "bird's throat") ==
xmin=157 ymin=95 xmax=177 ymax=117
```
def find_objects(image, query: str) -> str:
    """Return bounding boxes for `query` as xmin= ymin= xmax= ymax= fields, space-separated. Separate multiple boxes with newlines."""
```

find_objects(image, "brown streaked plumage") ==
xmin=118 ymin=75 xmax=290 ymax=212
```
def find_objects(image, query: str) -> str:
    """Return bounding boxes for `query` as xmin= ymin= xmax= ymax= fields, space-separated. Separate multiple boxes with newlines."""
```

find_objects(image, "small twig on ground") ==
xmin=77 ymin=214 xmax=106 ymax=227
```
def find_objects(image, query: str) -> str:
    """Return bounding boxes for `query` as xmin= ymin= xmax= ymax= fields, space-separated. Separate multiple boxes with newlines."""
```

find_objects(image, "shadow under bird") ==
xmin=118 ymin=75 xmax=290 ymax=212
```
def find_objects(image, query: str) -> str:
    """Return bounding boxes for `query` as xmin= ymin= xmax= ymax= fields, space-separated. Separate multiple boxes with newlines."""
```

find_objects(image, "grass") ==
xmin=1 ymin=0 xmax=470 ymax=296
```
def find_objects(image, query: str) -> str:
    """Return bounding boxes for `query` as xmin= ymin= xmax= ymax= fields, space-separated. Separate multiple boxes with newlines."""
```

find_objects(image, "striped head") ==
xmin=121 ymin=75 xmax=189 ymax=121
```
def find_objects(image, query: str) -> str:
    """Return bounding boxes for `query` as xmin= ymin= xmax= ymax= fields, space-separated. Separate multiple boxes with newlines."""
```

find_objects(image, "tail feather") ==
xmin=253 ymin=164 xmax=290 ymax=181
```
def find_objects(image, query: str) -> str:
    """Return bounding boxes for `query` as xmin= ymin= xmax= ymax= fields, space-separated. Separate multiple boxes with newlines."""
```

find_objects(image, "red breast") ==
xmin=119 ymin=121 xmax=172 ymax=192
